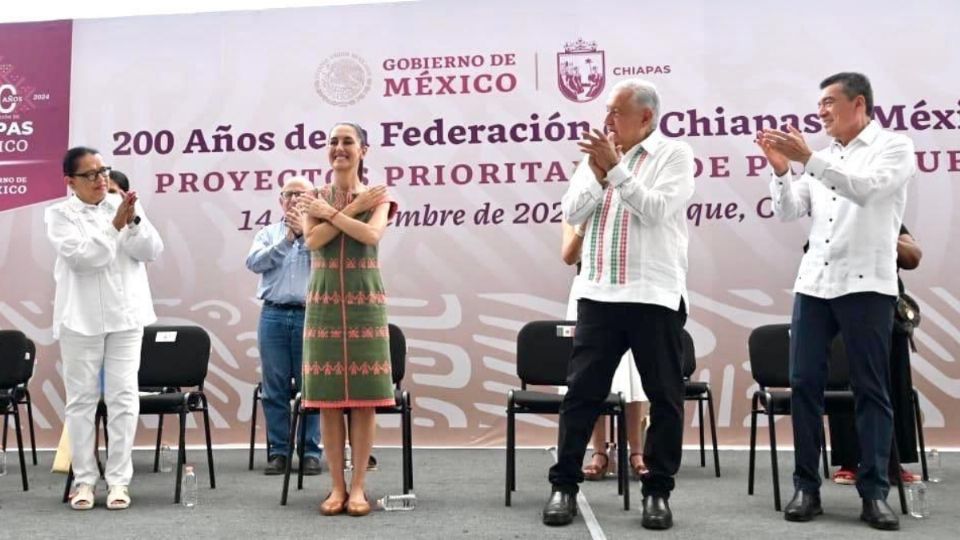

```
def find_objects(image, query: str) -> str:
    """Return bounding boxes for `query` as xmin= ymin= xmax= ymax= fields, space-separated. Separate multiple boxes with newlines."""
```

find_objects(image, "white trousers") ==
xmin=60 ymin=326 xmax=142 ymax=487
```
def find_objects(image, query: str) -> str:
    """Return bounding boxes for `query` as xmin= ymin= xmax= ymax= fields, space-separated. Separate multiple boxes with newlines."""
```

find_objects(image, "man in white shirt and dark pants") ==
xmin=45 ymin=147 xmax=164 ymax=510
xmin=543 ymin=79 xmax=695 ymax=530
xmin=758 ymin=72 xmax=916 ymax=530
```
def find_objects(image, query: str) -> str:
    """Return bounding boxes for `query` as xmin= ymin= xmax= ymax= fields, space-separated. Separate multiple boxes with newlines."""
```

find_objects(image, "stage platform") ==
xmin=0 ymin=448 xmax=956 ymax=538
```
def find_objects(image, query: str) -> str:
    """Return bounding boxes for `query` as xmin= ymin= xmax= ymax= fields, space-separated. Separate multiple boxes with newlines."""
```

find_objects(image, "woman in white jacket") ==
xmin=45 ymin=147 xmax=164 ymax=510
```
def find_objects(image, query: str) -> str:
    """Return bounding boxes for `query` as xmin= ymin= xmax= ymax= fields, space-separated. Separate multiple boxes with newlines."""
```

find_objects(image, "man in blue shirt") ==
xmin=246 ymin=177 xmax=322 ymax=475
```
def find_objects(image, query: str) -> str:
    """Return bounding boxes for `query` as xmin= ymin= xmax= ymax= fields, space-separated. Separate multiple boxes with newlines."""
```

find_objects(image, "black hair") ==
xmin=820 ymin=72 xmax=873 ymax=119
xmin=109 ymin=169 xmax=130 ymax=192
xmin=332 ymin=122 xmax=369 ymax=182
xmin=62 ymin=146 xmax=99 ymax=176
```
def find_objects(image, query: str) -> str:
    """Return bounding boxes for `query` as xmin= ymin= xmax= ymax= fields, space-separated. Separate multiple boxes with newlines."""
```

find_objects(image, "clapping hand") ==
xmin=756 ymin=126 xmax=812 ymax=174
xmin=578 ymin=129 xmax=622 ymax=181
xmin=112 ymin=190 xmax=138 ymax=230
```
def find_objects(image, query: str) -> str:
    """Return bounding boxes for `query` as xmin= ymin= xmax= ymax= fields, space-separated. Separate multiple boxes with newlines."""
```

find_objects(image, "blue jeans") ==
xmin=258 ymin=305 xmax=321 ymax=459
xmin=790 ymin=292 xmax=895 ymax=500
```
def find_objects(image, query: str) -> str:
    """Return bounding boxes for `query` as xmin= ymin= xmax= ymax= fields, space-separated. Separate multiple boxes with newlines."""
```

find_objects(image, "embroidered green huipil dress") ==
xmin=302 ymin=185 xmax=396 ymax=409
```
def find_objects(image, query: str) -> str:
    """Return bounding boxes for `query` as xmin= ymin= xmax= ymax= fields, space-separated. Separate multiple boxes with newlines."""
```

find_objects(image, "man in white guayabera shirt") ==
xmin=757 ymin=72 xmax=916 ymax=531
xmin=543 ymin=79 xmax=694 ymax=531
xmin=45 ymin=146 xmax=164 ymax=511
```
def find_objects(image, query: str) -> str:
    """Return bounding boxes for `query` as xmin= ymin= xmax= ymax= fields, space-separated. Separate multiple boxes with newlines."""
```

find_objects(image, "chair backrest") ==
xmin=748 ymin=324 xmax=791 ymax=388
xmin=388 ymin=323 xmax=406 ymax=386
xmin=0 ymin=330 xmax=30 ymax=389
xmin=748 ymin=323 xmax=851 ymax=389
xmin=25 ymin=339 xmax=36 ymax=381
xmin=138 ymin=326 xmax=211 ymax=388
xmin=680 ymin=329 xmax=696 ymax=379
xmin=516 ymin=320 xmax=576 ymax=387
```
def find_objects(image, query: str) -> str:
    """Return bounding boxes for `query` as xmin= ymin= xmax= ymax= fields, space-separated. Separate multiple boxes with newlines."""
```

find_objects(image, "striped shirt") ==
xmin=562 ymin=130 xmax=695 ymax=310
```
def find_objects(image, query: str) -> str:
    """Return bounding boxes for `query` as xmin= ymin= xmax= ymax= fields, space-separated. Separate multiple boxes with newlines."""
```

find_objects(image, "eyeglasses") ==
xmin=280 ymin=191 xmax=308 ymax=200
xmin=72 ymin=167 xmax=112 ymax=183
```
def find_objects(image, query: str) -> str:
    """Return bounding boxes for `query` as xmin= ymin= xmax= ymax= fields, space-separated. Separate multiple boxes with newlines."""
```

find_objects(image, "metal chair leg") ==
xmin=748 ymin=396 xmax=758 ymax=495
xmin=821 ymin=423 xmax=829 ymax=480
xmin=912 ymin=388 xmax=928 ymax=481
xmin=706 ymin=388 xmax=721 ymax=477
xmin=402 ymin=392 xmax=413 ymax=493
xmin=505 ymin=400 xmax=514 ymax=507
xmin=201 ymin=394 xmax=216 ymax=489
xmin=297 ymin=409 xmax=308 ymax=490
xmin=153 ymin=414 xmax=164 ymax=472
xmin=12 ymin=404 xmax=28 ymax=490
xmin=698 ymin=399 xmax=706 ymax=467
xmin=618 ymin=406 xmax=629 ymax=511
xmin=280 ymin=398 xmax=300 ymax=506
xmin=249 ymin=383 xmax=260 ymax=470
xmin=63 ymin=466 xmax=74 ymax=503
xmin=768 ymin=409 xmax=781 ymax=511
xmin=24 ymin=390 xmax=37 ymax=465
xmin=174 ymin=411 xmax=187 ymax=504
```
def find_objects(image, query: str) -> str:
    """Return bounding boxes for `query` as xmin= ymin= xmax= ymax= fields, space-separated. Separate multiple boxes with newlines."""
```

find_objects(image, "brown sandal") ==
xmin=629 ymin=453 xmax=648 ymax=479
xmin=582 ymin=451 xmax=610 ymax=481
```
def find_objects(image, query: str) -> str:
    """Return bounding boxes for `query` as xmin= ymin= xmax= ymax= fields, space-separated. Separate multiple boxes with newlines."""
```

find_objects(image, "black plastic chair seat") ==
xmin=138 ymin=392 xmax=201 ymax=415
xmin=684 ymin=381 xmax=709 ymax=396
xmin=823 ymin=390 xmax=855 ymax=413
xmin=757 ymin=390 xmax=792 ymax=415
xmin=374 ymin=388 xmax=407 ymax=413
xmin=511 ymin=390 xmax=621 ymax=414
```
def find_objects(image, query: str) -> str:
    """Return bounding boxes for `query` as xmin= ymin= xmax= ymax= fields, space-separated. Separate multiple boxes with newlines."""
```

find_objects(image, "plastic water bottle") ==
xmin=0 ymin=449 xmax=7 ymax=477
xmin=907 ymin=481 xmax=928 ymax=518
xmin=159 ymin=444 xmax=173 ymax=473
xmin=181 ymin=465 xmax=198 ymax=508
xmin=378 ymin=493 xmax=416 ymax=511
xmin=926 ymin=448 xmax=941 ymax=483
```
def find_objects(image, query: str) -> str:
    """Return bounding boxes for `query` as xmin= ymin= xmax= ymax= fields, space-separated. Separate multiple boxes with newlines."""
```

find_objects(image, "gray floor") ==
xmin=0 ymin=447 xmax=957 ymax=539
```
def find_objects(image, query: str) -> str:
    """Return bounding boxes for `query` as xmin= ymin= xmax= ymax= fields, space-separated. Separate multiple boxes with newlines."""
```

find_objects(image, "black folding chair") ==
xmin=281 ymin=323 xmax=413 ymax=505
xmin=138 ymin=326 xmax=216 ymax=503
xmin=747 ymin=324 xmax=906 ymax=514
xmin=248 ymin=378 xmax=299 ymax=470
xmin=505 ymin=321 xmax=629 ymax=510
xmin=0 ymin=330 xmax=31 ymax=490
xmin=681 ymin=329 xmax=721 ymax=477
xmin=2 ymin=337 xmax=38 ymax=466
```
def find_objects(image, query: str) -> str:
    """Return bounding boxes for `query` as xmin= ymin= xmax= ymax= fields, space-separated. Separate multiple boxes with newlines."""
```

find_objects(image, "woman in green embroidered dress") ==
xmin=300 ymin=122 xmax=397 ymax=517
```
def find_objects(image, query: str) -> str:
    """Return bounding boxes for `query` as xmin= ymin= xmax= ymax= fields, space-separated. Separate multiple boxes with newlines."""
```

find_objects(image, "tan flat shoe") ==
xmin=347 ymin=491 xmax=371 ymax=517
xmin=319 ymin=492 xmax=348 ymax=516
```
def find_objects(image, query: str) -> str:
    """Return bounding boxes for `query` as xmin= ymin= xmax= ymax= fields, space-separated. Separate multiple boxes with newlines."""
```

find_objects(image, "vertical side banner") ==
xmin=0 ymin=20 xmax=72 ymax=212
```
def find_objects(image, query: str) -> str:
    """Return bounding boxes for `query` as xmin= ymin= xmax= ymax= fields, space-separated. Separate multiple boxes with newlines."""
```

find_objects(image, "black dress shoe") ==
xmin=860 ymin=499 xmax=900 ymax=531
xmin=783 ymin=490 xmax=822 ymax=522
xmin=302 ymin=456 xmax=323 ymax=476
xmin=641 ymin=495 xmax=673 ymax=530
xmin=542 ymin=490 xmax=577 ymax=526
xmin=264 ymin=455 xmax=287 ymax=476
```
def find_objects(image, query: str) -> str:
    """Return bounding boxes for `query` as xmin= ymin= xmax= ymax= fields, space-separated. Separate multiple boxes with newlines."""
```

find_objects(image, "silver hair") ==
xmin=610 ymin=79 xmax=661 ymax=126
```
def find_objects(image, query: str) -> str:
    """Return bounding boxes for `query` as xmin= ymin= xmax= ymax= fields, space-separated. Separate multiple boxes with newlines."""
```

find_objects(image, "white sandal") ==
xmin=107 ymin=485 xmax=131 ymax=510
xmin=69 ymin=483 xmax=96 ymax=511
